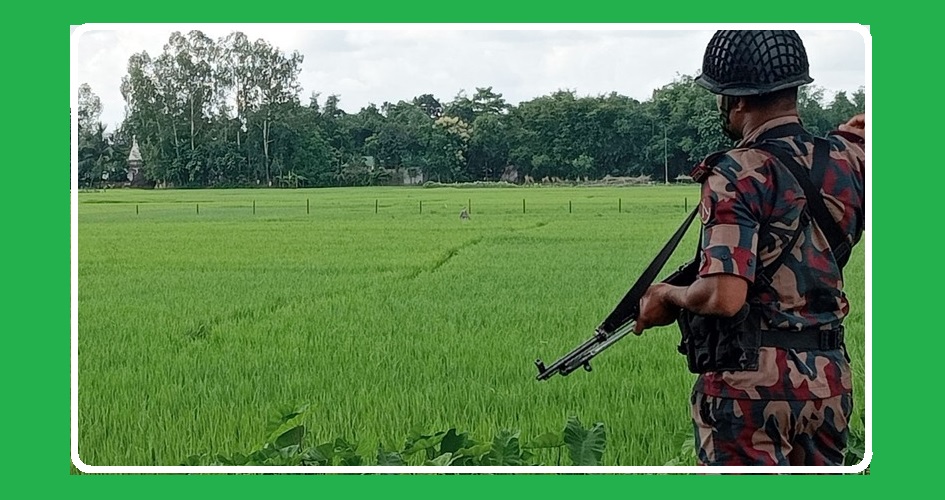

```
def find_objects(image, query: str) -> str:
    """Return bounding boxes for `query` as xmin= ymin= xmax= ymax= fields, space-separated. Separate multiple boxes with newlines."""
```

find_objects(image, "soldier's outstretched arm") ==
xmin=662 ymin=274 xmax=748 ymax=318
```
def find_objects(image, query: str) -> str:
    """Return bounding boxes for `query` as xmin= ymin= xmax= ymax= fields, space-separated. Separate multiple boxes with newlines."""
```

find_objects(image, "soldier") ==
xmin=632 ymin=31 xmax=866 ymax=466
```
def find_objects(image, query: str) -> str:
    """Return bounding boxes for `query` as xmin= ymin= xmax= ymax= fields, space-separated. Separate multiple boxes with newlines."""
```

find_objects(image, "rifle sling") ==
xmin=598 ymin=206 xmax=699 ymax=334
xmin=752 ymin=138 xmax=851 ymax=268
xmin=597 ymin=124 xmax=849 ymax=336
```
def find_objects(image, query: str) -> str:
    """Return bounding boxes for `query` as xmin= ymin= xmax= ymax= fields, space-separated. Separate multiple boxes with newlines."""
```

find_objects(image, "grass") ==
xmin=76 ymin=185 xmax=866 ymax=467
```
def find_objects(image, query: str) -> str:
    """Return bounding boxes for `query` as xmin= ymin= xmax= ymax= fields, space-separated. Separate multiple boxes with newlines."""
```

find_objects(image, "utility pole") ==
xmin=663 ymin=125 xmax=668 ymax=185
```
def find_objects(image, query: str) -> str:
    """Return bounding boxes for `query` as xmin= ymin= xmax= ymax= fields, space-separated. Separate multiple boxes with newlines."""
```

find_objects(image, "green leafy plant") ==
xmin=662 ymin=429 xmax=697 ymax=466
xmin=844 ymin=413 xmax=869 ymax=474
xmin=563 ymin=416 xmax=607 ymax=466
xmin=180 ymin=405 xmax=606 ymax=467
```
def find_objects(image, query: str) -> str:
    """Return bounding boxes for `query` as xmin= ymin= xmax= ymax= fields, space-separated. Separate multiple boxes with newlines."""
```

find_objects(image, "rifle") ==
xmin=534 ymin=208 xmax=700 ymax=381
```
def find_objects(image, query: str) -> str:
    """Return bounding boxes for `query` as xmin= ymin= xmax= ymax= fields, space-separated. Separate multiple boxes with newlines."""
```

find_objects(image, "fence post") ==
xmin=375 ymin=199 xmax=378 ymax=214
xmin=253 ymin=200 xmax=256 ymax=214
xmin=468 ymin=198 xmax=471 ymax=214
xmin=307 ymin=198 xmax=310 ymax=214
xmin=569 ymin=200 xmax=572 ymax=213
xmin=685 ymin=197 xmax=688 ymax=212
xmin=420 ymin=200 xmax=423 ymax=214
xmin=196 ymin=203 xmax=199 ymax=215
xmin=136 ymin=204 xmax=139 ymax=215
xmin=619 ymin=198 xmax=622 ymax=213
xmin=523 ymin=199 xmax=526 ymax=214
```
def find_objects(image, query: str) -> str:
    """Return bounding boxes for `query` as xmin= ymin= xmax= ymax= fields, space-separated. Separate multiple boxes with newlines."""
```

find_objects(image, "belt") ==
xmin=760 ymin=326 xmax=845 ymax=351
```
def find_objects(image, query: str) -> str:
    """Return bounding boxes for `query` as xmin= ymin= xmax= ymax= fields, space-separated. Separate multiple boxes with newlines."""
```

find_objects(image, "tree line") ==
xmin=76 ymin=30 xmax=866 ymax=189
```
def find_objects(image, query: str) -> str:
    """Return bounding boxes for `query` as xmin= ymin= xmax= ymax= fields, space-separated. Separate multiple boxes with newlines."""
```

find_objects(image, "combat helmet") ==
xmin=695 ymin=30 xmax=814 ymax=96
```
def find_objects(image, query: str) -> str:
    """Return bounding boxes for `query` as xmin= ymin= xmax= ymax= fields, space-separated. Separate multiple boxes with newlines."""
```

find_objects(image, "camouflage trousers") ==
xmin=690 ymin=391 xmax=852 ymax=466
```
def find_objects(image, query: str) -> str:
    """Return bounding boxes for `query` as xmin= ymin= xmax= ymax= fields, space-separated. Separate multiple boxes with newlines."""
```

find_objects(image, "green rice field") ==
xmin=77 ymin=185 xmax=866 ymax=466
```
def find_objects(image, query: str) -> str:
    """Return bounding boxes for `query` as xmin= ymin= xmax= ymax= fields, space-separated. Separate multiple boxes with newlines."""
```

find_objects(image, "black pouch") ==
xmin=676 ymin=303 xmax=760 ymax=374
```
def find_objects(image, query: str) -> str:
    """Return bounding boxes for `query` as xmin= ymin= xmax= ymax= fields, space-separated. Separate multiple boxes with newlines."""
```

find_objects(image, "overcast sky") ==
xmin=73 ymin=25 xmax=868 ymax=130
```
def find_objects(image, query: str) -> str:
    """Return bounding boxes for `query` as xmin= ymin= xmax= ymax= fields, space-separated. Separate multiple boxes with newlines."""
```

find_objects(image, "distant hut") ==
xmin=500 ymin=165 xmax=521 ymax=184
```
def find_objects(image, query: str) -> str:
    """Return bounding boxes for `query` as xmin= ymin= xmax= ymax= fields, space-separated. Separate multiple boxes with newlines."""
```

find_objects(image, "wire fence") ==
xmin=80 ymin=195 xmax=697 ymax=221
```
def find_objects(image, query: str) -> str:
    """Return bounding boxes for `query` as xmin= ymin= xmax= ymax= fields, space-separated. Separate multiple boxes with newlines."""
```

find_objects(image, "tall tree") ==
xmin=247 ymin=38 xmax=304 ymax=186
xmin=443 ymin=90 xmax=476 ymax=123
xmin=77 ymin=84 xmax=113 ymax=186
xmin=471 ymin=86 xmax=508 ymax=116
xmin=77 ymin=83 xmax=102 ymax=133
xmin=467 ymin=113 xmax=510 ymax=180
xmin=219 ymin=32 xmax=253 ymax=149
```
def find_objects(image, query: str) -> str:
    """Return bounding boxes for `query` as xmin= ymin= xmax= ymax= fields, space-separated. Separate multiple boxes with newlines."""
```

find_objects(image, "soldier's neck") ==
xmin=740 ymin=109 xmax=799 ymax=139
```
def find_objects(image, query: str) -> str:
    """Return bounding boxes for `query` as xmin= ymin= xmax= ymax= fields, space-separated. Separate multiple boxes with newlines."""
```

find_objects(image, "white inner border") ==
xmin=70 ymin=22 xmax=872 ymax=475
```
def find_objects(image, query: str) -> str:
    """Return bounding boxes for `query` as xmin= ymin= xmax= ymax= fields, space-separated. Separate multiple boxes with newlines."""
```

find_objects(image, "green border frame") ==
xmin=10 ymin=0 xmax=919 ymax=494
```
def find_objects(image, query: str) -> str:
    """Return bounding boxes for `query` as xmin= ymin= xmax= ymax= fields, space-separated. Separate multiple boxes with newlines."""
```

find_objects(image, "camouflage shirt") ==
xmin=691 ymin=116 xmax=865 ymax=400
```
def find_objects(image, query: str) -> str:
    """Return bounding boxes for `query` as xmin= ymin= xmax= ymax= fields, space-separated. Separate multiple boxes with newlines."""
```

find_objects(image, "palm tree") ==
xmin=78 ymin=123 xmax=115 ymax=187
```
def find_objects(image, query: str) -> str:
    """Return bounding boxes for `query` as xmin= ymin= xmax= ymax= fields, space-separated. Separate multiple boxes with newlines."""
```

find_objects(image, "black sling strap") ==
xmin=598 ymin=207 xmax=699 ymax=334
xmin=748 ymin=128 xmax=851 ymax=354
xmin=752 ymin=138 xmax=852 ymax=269
xmin=686 ymin=122 xmax=816 ymax=288
xmin=753 ymin=122 xmax=806 ymax=144
xmin=598 ymin=124 xmax=848 ymax=335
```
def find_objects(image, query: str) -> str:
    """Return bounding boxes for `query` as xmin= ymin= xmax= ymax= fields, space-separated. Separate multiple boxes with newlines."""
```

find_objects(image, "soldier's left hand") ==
xmin=838 ymin=114 xmax=865 ymax=139
xmin=634 ymin=283 xmax=680 ymax=335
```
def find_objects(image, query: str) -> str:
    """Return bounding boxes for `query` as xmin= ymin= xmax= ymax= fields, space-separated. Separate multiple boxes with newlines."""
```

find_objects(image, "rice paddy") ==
xmin=76 ymin=185 xmax=866 ymax=466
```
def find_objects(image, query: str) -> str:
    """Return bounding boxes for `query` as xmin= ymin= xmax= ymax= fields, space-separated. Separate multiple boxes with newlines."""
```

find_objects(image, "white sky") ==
xmin=72 ymin=25 xmax=868 ymax=130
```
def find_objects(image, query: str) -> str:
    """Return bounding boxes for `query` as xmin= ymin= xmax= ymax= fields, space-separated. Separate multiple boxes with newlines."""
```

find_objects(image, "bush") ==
xmin=181 ymin=404 xmax=606 ymax=467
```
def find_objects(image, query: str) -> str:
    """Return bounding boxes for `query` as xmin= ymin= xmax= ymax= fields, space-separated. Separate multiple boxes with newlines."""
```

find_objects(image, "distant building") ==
xmin=401 ymin=167 xmax=425 ymax=185
xmin=500 ymin=165 xmax=520 ymax=183
xmin=127 ymin=135 xmax=143 ymax=183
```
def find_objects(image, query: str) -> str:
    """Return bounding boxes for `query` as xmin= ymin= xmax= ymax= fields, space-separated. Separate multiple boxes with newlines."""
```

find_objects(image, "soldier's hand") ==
xmin=839 ymin=114 xmax=865 ymax=135
xmin=634 ymin=284 xmax=681 ymax=335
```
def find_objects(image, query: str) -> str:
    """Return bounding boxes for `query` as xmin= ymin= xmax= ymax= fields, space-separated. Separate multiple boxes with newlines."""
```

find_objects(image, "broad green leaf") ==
xmin=339 ymin=452 xmax=363 ymax=466
xmin=330 ymin=437 xmax=362 ymax=466
xmin=439 ymin=428 xmax=471 ymax=455
xmin=564 ymin=417 xmax=606 ymax=466
xmin=453 ymin=443 xmax=492 ymax=466
xmin=844 ymin=443 xmax=865 ymax=466
xmin=402 ymin=431 xmax=446 ymax=455
xmin=274 ymin=425 xmax=305 ymax=449
xmin=376 ymin=446 xmax=405 ymax=466
xmin=301 ymin=443 xmax=334 ymax=466
xmin=311 ymin=442 xmax=336 ymax=465
xmin=265 ymin=404 xmax=310 ymax=438
xmin=333 ymin=437 xmax=357 ymax=454
xmin=524 ymin=431 xmax=565 ymax=449
xmin=487 ymin=429 xmax=525 ymax=466
xmin=424 ymin=452 xmax=454 ymax=466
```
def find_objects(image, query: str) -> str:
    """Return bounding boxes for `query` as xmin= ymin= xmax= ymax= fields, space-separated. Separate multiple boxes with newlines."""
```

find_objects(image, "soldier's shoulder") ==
xmin=825 ymin=131 xmax=866 ymax=166
xmin=692 ymin=147 xmax=774 ymax=184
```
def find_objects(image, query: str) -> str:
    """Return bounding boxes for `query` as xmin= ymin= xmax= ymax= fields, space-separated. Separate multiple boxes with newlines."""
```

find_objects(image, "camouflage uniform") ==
xmin=690 ymin=115 xmax=866 ymax=466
